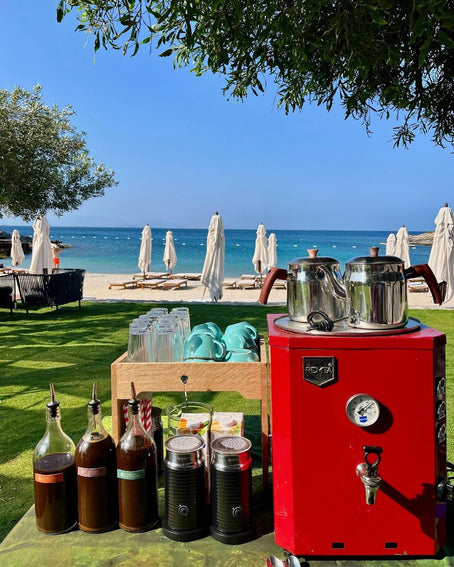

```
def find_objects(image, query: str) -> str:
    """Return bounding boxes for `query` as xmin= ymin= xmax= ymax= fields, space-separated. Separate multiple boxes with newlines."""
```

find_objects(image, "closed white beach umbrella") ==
xmin=268 ymin=232 xmax=277 ymax=269
xmin=252 ymin=223 xmax=269 ymax=278
xmin=201 ymin=212 xmax=225 ymax=302
xmin=138 ymin=224 xmax=152 ymax=277
xmin=10 ymin=229 xmax=25 ymax=267
xmin=29 ymin=215 xmax=53 ymax=274
xmin=163 ymin=230 xmax=177 ymax=272
xmin=394 ymin=226 xmax=411 ymax=268
xmin=385 ymin=233 xmax=396 ymax=256
xmin=428 ymin=203 xmax=454 ymax=303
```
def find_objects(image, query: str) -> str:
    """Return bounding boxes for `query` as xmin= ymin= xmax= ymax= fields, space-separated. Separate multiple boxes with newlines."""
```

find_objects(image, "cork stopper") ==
xmin=307 ymin=249 xmax=319 ymax=258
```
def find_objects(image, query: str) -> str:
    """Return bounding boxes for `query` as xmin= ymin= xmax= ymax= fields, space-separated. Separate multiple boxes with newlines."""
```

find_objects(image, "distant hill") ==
xmin=408 ymin=232 xmax=434 ymax=246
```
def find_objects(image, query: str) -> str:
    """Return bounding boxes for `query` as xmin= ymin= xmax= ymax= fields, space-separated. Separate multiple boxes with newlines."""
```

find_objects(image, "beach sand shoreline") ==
xmin=83 ymin=273 xmax=454 ymax=310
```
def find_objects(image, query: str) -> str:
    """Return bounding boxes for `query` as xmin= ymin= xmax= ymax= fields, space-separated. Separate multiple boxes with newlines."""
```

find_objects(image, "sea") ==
xmin=0 ymin=226 xmax=432 ymax=276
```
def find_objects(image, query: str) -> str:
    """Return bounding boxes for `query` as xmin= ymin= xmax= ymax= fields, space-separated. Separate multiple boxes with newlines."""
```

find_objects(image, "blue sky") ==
xmin=1 ymin=1 xmax=452 ymax=231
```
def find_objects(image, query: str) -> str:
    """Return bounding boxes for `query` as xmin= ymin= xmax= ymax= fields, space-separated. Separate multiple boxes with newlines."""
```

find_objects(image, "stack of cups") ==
xmin=127 ymin=307 xmax=191 ymax=362
xmin=222 ymin=322 xmax=260 ymax=362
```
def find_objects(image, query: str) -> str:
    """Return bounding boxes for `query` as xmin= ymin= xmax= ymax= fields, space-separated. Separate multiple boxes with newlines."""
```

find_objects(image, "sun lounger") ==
xmin=132 ymin=272 xmax=170 ymax=280
xmin=237 ymin=278 xmax=258 ymax=289
xmin=161 ymin=278 xmax=188 ymax=290
xmin=222 ymin=278 xmax=237 ymax=289
xmin=168 ymin=273 xmax=201 ymax=280
xmin=240 ymin=274 xmax=258 ymax=280
xmin=136 ymin=278 xmax=166 ymax=289
xmin=0 ymin=267 xmax=29 ymax=274
xmin=108 ymin=280 xmax=137 ymax=289
xmin=408 ymin=281 xmax=429 ymax=293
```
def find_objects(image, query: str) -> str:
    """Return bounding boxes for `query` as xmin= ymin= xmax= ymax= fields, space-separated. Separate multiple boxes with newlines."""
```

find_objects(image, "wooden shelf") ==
xmin=111 ymin=340 xmax=269 ymax=487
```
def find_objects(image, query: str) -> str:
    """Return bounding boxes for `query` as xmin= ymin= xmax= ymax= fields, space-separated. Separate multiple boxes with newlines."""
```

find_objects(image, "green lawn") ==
xmin=0 ymin=302 xmax=452 ymax=543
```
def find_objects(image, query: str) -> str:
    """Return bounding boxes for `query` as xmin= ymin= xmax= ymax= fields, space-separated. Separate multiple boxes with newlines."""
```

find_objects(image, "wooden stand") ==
xmin=111 ymin=341 xmax=269 ymax=487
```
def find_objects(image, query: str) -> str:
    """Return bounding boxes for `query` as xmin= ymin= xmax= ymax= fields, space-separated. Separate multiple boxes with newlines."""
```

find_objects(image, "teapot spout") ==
xmin=318 ymin=265 xmax=347 ymax=301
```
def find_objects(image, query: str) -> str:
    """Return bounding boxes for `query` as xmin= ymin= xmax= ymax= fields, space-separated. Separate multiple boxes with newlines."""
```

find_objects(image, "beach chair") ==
xmin=407 ymin=279 xmax=429 ymax=293
xmin=161 ymin=278 xmax=188 ymax=291
xmin=108 ymin=280 xmax=137 ymax=290
xmin=132 ymin=272 xmax=170 ymax=280
xmin=169 ymin=273 xmax=201 ymax=281
xmin=222 ymin=278 xmax=237 ymax=289
xmin=136 ymin=278 xmax=166 ymax=289
xmin=237 ymin=278 xmax=258 ymax=289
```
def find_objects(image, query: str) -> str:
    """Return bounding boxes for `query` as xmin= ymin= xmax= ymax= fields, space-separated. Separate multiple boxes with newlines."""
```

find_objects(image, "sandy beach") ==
xmin=83 ymin=273 xmax=454 ymax=310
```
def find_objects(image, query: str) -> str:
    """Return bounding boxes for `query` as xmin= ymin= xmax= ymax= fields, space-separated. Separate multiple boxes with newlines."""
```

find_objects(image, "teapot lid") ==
xmin=289 ymin=248 xmax=340 ymax=268
xmin=347 ymin=246 xmax=404 ymax=266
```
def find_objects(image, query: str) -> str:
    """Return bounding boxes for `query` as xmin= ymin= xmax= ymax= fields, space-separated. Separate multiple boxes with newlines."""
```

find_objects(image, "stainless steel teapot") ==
xmin=259 ymin=249 xmax=346 ymax=323
xmin=341 ymin=247 xmax=442 ymax=328
xmin=259 ymin=247 xmax=443 ymax=330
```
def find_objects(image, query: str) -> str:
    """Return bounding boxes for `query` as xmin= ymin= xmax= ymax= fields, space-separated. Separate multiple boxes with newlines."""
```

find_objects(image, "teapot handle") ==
xmin=404 ymin=264 xmax=444 ymax=304
xmin=258 ymin=267 xmax=288 ymax=305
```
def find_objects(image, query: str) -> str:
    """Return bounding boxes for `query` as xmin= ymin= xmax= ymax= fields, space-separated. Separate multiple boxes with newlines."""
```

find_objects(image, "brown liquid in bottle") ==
xmin=76 ymin=433 xmax=117 ymax=532
xmin=117 ymin=434 xmax=158 ymax=532
xmin=33 ymin=453 xmax=77 ymax=534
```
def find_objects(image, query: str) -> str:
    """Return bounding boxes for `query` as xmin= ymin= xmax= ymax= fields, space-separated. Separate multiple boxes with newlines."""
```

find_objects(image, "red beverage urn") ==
xmin=267 ymin=313 xmax=449 ymax=557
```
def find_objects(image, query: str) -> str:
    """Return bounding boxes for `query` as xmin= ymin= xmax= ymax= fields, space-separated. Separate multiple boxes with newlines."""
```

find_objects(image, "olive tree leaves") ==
xmin=58 ymin=0 xmax=454 ymax=148
xmin=0 ymin=85 xmax=117 ymax=221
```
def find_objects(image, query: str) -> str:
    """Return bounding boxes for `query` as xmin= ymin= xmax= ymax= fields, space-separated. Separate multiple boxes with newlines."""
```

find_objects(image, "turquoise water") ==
xmin=0 ymin=226 xmax=431 ymax=276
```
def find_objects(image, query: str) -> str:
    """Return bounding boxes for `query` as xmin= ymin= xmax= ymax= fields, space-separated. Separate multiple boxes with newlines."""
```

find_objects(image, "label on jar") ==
xmin=117 ymin=468 xmax=146 ymax=480
xmin=77 ymin=466 xmax=107 ymax=478
xmin=34 ymin=472 xmax=64 ymax=483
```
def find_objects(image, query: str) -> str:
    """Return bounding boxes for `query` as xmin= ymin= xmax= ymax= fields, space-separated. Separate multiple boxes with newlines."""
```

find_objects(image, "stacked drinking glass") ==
xmin=127 ymin=307 xmax=191 ymax=362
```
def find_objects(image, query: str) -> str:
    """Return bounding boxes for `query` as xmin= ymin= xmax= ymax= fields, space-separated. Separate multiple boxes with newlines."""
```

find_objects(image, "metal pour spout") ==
xmin=356 ymin=446 xmax=383 ymax=505
xmin=356 ymin=463 xmax=382 ymax=505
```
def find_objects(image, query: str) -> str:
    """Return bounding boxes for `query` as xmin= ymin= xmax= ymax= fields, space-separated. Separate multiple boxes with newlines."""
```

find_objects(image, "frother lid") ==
xmin=165 ymin=434 xmax=204 ymax=453
xmin=211 ymin=436 xmax=251 ymax=455
xmin=165 ymin=434 xmax=205 ymax=470
xmin=211 ymin=436 xmax=252 ymax=471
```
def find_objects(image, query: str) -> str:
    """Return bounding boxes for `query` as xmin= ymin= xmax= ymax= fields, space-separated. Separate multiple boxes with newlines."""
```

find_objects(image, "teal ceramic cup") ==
xmin=222 ymin=328 xmax=258 ymax=352
xmin=183 ymin=331 xmax=226 ymax=362
xmin=225 ymin=349 xmax=260 ymax=362
xmin=224 ymin=321 xmax=259 ymax=341
xmin=191 ymin=322 xmax=223 ymax=341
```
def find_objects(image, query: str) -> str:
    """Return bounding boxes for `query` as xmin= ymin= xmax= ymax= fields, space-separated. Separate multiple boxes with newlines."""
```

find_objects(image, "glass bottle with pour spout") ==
xmin=33 ymin=383 xmax=77 ymax=534
xmin=75 ymin=382 xmax=117 ymax=532
xmin=116 ymin=382 xmax=159 ymax=531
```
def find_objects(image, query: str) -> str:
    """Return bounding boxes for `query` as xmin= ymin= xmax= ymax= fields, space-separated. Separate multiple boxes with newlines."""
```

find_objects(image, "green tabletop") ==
xmin=1 ymin=499 xmax=453 ymax=567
